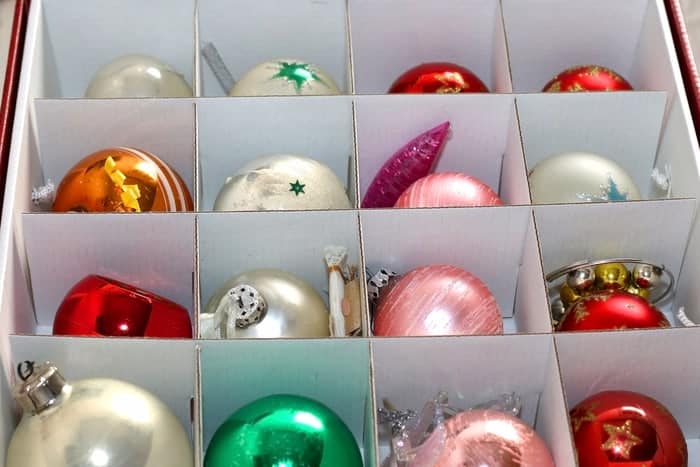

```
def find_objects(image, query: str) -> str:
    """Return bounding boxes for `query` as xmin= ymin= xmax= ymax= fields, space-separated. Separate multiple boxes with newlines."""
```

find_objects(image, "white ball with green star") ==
xmin=213 ymin=154 xmax=352 ymax=211
xmin=229 ymin=59 xmax=341 ymax=96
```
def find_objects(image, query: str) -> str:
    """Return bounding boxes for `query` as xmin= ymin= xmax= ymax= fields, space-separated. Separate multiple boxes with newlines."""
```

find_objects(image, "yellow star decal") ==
xmin=104 ymin=156 xmax=141 ymax=212
xmin=601 ymin=420 xmax=641 ymax=459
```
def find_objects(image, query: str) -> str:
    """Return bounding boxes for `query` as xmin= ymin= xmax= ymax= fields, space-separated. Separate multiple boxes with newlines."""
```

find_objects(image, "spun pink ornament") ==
xmin=412 ymin=409 xmax=555 ymax=466
xmin=362 ymin=122 xmax=450 ymax=208
xmin=374 ymin=265 xmax=502 ymax=336
xmin=395 ymin=172 xmax=503 ymax=208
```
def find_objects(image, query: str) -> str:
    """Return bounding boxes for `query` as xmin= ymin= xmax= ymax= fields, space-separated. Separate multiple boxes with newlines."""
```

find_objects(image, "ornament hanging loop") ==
xmin=17 ymin=361 xmax=35 ymax=381
xmin=546 ymin=258 xmax=674 ymax=305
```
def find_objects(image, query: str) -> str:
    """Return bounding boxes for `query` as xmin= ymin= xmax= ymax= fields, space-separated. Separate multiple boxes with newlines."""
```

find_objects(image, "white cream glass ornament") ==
xmin=228 ymin=58 xmax=341 ymax=96
xmin=213 ymin=154 xmax=352 ymax=211
xmin=527 ymin=151 xmax=641 ymax=204
xmin=85 ymin=54 xmax=193 ymax=98
xmin=5 ymin=361 xmax=193 ymax=467
xmin=202 ymin=269 xmax=330 ymax=339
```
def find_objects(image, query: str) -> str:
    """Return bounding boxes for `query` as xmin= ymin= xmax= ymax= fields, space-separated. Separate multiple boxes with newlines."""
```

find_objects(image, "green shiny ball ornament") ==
xmin=204 ymin=394 xmax=363 ymax=467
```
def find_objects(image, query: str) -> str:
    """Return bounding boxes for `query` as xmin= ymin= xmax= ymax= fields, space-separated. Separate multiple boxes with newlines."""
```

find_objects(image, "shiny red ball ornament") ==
xmin=557 ymin=290 xmax=670 ymax=332
xmin=373 ymin=265 xmax=503 ymax=336
xmin=394 ymin=172 xmax=503 ymax=208
xmin=412 ymin=409 xmax=555 ymax=466
xmin=388 ymin=62 xmax=489 ymax=94
xmin=543 ymin=65 xmax=633 ymax=92
xmin=570 ymin=390 xmax=687 ymax=467
xmin=53 ymin=275 xmax=192 ymax=338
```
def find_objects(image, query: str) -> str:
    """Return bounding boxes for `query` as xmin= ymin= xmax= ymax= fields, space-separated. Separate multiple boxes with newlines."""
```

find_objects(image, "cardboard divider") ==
xmin=198 ymin=339 xmax=373 ymax=462
xmin=556 ymin=329 xmax=700 ymax=463
xmin=197 ymin=210 xmax=365 ymax=337
xmin=360 ymin=206 xmax=550 ymax=333
xmin=21 ymin=213 xmax=196 ymax=335
xmin=502 ymin=0 xmax=666 ymax=92
xmin=534 ymin=200 xmax=695 ymax=323
xmin=655 ymin=93 xmax=700 ymax=198
xmin=32 ymin=0 xmax=196 ymax=98
xmin=516 ymin=92 xmax=667 ymax=200
xmin=32 ymin=98 xmax=196 ymax=210
xmin=370 ymin=335 xmax=576 ymax=466
xmin=197 ymin=0 xmax=350 ymax=97
xmin=8 ymin=336 xmax=197 ymax=443
xmin=348 ymin=0 xmax=511 ymax=94
xmin=196 ymin=97 xmax=356 ymax=211
xmin=354 ymin=94 xmax=529 ymax=207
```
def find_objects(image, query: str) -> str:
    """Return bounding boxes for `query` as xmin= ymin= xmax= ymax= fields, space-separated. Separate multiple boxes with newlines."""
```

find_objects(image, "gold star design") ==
xmin=570 ymin=404 xmax=597 ymax=432
xmin=567 ymin=82 xmax=585 ymax=92
xmin=546 ymin=81 xmax=562 ymax=92
xmin=601 ymin=420 xmax=642 ymax=459
xmin=573 ymin=301 xmax=590 ymax=323
xmin=587 ymin=66 xmax=602 ymax=77
xmin=435 ymin=72 xmax=467 ymax=93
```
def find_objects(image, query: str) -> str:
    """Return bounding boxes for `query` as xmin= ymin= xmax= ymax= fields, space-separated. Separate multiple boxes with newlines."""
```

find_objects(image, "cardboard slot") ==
xmin=517 ymin=92 xmax=668 ymax=201
xmin=21 ymin=213 xmax=196 ymax=336
xmin=556 ymin=329 xmax=700 ymax=463
xmin=534 ymin=200 xmax=695 ymax=325
xmin=360 ymin=206 xmax=551 ymax=333
xmin=32 ymin=99 xmax=197 ymax=212
xmin=502 ymin=0 xmax=671 ymax=93
xmin=348 ymin=0 xmax=512 ymax=94
xmin=8 ymin=336 xmax=197 ymax=444
xmin=197 ymin=0 xmax=350 ymax=96
xmin=196 ymin=97 xmax=356 ymax=211
xmin=371 ymin=336 xmax=576 ymax=466
xmin=354 ymin=94 xmax=529 ymax=207
xmin=197 ymin=210 xmax=366 ymax=337
xmin=30 ymin=0 xmax=196 ymax=98
xmin=199 ymin=339 xmax=373 ymax=462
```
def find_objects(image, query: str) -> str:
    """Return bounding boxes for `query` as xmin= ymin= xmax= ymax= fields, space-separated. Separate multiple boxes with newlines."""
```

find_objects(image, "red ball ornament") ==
xmin=543 ymin=65 xmax=633 ymax=92
xmin=570 ymin=390 xmax=687 ymax=467
xmin=412 ymin=409 xmax=555 ymax=466
xmin=394 ymin=172 xmax=503 ymax=208
xmin=373 ymin=265 xmax=502 ymax=336
xmin=388 ymin=62 xmax=489 ymax=94
xmin=53 ymin=275 xmax=192 ymax=338
xmin=557 ymin=290 xmax=670 ymax=332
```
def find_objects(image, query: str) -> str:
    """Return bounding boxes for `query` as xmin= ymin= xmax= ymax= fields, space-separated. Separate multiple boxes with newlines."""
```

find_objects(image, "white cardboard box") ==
xmin=2 ymin=0 xmax=700 ymax=466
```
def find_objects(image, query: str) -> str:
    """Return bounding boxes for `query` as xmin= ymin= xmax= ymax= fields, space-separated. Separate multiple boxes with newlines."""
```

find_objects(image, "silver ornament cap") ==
xmin=12 ymin=362 xmax=67 ymax=415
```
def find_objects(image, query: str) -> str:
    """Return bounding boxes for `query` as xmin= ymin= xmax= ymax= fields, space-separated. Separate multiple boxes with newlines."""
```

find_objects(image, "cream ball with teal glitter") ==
xmin=528 ymin=152 xmax=641 ymax=204
xmin=213 ymin=154 xmax=352 ymax=211
xmin=229 ymin=58 xmax=341 ymax=96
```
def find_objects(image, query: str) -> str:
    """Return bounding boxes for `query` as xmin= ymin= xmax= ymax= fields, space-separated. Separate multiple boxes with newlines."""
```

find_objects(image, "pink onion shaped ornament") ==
xmin=374 ymin=265 xmax=503 ymax=336
xmin=395 ymin=172 xmax=503 ymax=208
xmin=362 ymin=122 xmax=450 ymax=208
xmin=411 ymin=409 xmax=555 ymax=466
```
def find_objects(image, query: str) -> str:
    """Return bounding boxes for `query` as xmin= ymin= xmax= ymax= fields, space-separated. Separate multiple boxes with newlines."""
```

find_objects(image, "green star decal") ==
xmin=271 ymin=62 xmax=324 ymax=92
xmin=289 ymin=180 xmax=306 ymax=196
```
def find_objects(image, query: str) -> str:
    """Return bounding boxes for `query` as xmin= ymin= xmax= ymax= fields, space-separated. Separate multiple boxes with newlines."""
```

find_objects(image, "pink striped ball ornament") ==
xmin=394 ymin=172 xmax=502 ymax=208
xmin=374 ymin=265 xmax=503 ymax=336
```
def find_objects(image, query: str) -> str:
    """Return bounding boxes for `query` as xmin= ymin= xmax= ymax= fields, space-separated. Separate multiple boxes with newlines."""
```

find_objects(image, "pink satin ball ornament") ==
xmin=373 ymin=265 xmax=503 ymax=336
xmin=394 ymin=172 xmax=503 ymax=208
xmin=412 ymin=409 xmax=555 ymax=466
